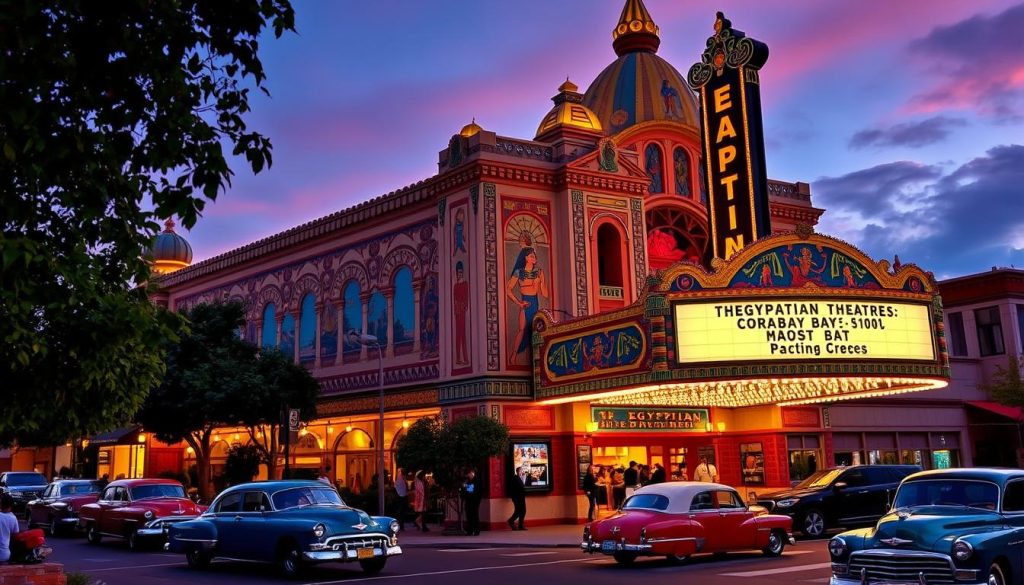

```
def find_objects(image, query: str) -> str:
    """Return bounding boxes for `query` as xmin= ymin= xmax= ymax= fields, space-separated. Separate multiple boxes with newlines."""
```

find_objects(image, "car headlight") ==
xmin=776 ymin=498 xmax=800 ymax=508
xmin=144 ymin=510 xmax=154 ymax=520
xmin=389 ymin=520 xmax=400 ymax=534
xmin=829 ymin=537 xmax=848 ymax=558
xmin=313 ymin=523 xmax=326 ymax=539
xmin=952 ymin=539 xmax=973 ymax=561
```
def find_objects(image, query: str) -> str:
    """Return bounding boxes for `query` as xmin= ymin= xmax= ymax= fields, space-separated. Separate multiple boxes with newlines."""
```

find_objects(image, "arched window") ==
xmin=261 ymin=303 xmax=276 ymax=348
xmin=320 ymin=301 xmax=338 ymax=363
xmin=298 ymin=293 xmax=316 ymax=364
xmin=673 ymin=147 xmax=690 ymax=197
xmin=368 ymin=291 xmax=388 ymax=348
xmin=645 ymin=143 xmax=664 ymax=194
xmin=280 ymin=313 xmax=295 ymax=359
xmin=342 ymin=281 xmax=362 ymax=359
xmin=393 ymin=267 xmax=414 ymax=354
xmin=597 ymin=223 xmax=624 ymax=287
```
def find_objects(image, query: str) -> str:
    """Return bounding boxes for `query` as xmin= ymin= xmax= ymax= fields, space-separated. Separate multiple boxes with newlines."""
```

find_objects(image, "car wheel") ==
xmin=987 ymin=563 xmax=1007 ymax=585
xmin=86 ymin=524 xmax=102 ymax=544
xmin=278 ymin=544 xmax=305 ymax=578
xmin=762 ymin=529 xmax=786 ymax=557
xmin=359 ymin=557 xmax=387 ymax=575
xmin=801 ymin=509 xmax=826 ymax=538
xmin=665 ymin=553 xmax=690 ymax=564
xmin=127 ymin=530 xmax=140 ymax=551
xmin=613 ymin=552 xmax=637 ymax=565
xmin=185 ymin=547 xmax=211 ymax=569
xmin=47 ymin=518 xmax=61 ymax=538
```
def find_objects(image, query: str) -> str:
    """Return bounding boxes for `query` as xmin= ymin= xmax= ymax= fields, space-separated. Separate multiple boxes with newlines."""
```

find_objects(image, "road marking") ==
xmin=438 ymin=548 xmax=501 ymax=553
xmin=83 ymin=561 xmax=188 ymax=572
xmin=500 ymin=551 xmax=560 ymax=557
xmin=720 ymin=562 xmax=833 ymax=577
xmin=301 ymin=557 xmax=593 ymax=585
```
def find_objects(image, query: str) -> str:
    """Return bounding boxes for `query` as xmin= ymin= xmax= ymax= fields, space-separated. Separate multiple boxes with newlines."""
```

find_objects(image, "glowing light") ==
xmin=186 ymin=446 xmax=194 ymax=455
xmin=299 ymin=428 xmax=308 ymax=437
xmin=81 ymin=439 xmax=90 ymax=449
xmin=585 ymin=421 xmax=599 ymax=434
xmin=705 ymin=422 xmax=713 ymax=433
xmin=345 ymin=424 xmax=353 ymax=433
xmin=327 ymin=426 xmax=334 ymax=434
xmin=402 ymin=418 xmax=410 ymax=429
xmin=137 ymin=433 xmax=147 ymax=443
xmin=716 ymin=421 xmax=726 ymax=433
xmin=233 ymin=433 xmax=240 ymax=442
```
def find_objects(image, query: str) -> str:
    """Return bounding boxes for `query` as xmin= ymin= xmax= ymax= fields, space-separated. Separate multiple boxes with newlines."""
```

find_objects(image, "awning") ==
xmin=966 ymin=401 xmax=1023 ymax=422
xmin=88 ymin=426 xmax=141 ymax=446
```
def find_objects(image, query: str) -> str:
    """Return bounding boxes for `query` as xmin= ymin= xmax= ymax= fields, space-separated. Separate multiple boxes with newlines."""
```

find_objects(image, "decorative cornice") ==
xmin=438 ymin=377 xmax=533 ymax=403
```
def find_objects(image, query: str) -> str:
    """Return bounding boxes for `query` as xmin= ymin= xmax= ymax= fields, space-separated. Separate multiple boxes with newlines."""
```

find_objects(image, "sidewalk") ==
xmin=397 ymin=523 xmax=583 ymax=549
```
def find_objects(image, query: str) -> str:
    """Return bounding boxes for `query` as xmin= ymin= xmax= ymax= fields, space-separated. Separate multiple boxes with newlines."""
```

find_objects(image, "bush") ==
xmin=65 ymin=573 xmax=93 ymax=585
xmin=224 ymin=444 xmax=265 ymax=486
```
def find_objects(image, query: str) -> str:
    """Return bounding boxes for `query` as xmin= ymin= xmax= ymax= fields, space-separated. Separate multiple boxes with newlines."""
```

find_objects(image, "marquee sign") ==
xmin=591 ymin=407 xmax=709 ymax=432
xmin=688 ymin=12 xmax=771 ymax=260
xmin=674 ymin=299 xmax=936 ymax=364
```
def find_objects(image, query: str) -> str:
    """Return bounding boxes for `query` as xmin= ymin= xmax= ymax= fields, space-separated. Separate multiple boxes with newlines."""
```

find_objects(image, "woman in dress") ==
xmin=506 ymin=247 xmax=548 ymax=366
xmin=413 ymin=470 xmax=429 ymax=532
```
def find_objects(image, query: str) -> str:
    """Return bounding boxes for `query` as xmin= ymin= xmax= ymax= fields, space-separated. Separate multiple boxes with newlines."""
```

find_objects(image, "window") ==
xmin=716 ymin=490 xmax=745 ymax=509
xmin=596 ymin=223 xmax=623 ymax=288
xmin=215 ymin=492 xmax=243 ymax=513
xmin=976 ymin=306 xmax=1005 ymax=356
xmin=645 ymin=143 xmax=664 ymax=194
xmin=690 ymin=491 xmax=715 ymax=511
xmin=1003 ymin=481 xmax=1024 ymax=513
xmin=947 ymin=312 xmax=968 ymax=356
xmin=368 ymin=291 xmax=389 ymax=348
xmin=280 ymin=313 xmax=296 ymax=358
xmin=622 ymin=493 xmax=669 ymax=511
xmin=672 ymin=147 xmax=690 ymax=197
xmin=393 ymin=267 xmax=415 ymax=352
xmin=342 ymin=281 xmax=362 ymax=357
xmin=833 ymin=451 xmax=864 ymax=467
xmin=839 ymin=469 xmax=868 ymax=487
xmin=298 ymin=293 xmax=316 ymax=363
xmin=41 ymin=485 xmax=53 ymax=499
xmin=261 ymin=303 xmax=276 ymax=348
xmin=243 ymin=492 xmax=271 ymax=512
xmin=868 ymin=450 xmax=899 ymax=465
xmin=102 ymin=487 xmax=117 ymax=501
xmin=788 ymin=435 xmax=821 ymax=482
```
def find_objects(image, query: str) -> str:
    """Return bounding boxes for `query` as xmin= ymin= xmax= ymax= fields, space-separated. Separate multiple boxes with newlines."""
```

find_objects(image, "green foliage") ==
xmin=65 ymin=573 xmax=94 ymax=585
xmin=224 ymin=444 xmax=266 ymax=486
xmin=982 ymin=354 xmax=1024 ymax=407
xmin=0 ymin=0 xmax=294 ymax=444
xmin=395 ymin=415 xmax=509 ymax=492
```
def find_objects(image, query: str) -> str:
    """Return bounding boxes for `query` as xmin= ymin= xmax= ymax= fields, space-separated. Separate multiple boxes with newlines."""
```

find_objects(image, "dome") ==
xmin=583 ymin=0 xmax=700 ymax=134
xmin=460 ymin=118 xmax=483 ymax=137
xmin=150 ymin=218 xmax=193 ymax=275
xmin=535 ymin=79 xmax=603 ymax=139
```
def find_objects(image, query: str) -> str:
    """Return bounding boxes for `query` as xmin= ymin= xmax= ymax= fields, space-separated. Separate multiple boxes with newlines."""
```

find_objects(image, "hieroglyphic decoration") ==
xmin=542 ymin=321 xmax=647 ymax=383
xmin=483 ymin=183 xmax=500 ymax=370
xmin=470 ymin=184 xmax=479 ymax=215
xmin=491 ymin=404 xmax=500 ymax=421
xmin=438 ymin=378 xmax=532 ymax=403
xmin=630 ymin=198 xmax=647 ymax=294
xmin=571 ymin=190 xmax=589 ymax=318
xmin=503 ymin=405 xmax=555 ymax=430
xmin=317 ymin=388 xmax=439 ymax=417
xmin=437 ymin=197 xmax=446 ymax=227
xmin=319 ymin=362 xmax=441 ymax=394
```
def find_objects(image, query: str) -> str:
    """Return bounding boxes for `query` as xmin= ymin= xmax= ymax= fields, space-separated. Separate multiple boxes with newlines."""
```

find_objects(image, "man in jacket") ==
xmin=462 ymin=468 xmax=482 ymax=535
xmin=507 ymin=466 xmax=528 ymax=530
xmin=582 ymin=465 xmax=598 ymax=521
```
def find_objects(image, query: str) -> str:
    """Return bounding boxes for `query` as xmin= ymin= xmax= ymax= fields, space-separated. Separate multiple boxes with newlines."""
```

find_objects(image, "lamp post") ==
xmin=349 ymin=330 xmax=386 ymax=516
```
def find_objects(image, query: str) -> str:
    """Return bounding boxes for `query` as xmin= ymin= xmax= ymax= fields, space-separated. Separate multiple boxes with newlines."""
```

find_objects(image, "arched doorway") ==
xmin=333 ymin=428 xmax=374 ymax=493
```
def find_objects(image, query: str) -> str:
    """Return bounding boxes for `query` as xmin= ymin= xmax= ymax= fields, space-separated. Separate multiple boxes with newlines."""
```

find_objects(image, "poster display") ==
xmin=511 ymin=441 xmax=552 ymax=492
xmin=740 ymin=442 xmax=765 ymax=485
xmin=576 ymin=444 xmax=592 ymax=490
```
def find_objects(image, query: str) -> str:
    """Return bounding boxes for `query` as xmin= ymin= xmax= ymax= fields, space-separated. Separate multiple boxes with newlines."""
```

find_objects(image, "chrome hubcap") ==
xmin=990 ymin=571 xmax=1001 ymax=585
xmin=769 ymin=533 xmax=781 ymax=551
xmin=806 ymin=513 xmax=824 ymax=535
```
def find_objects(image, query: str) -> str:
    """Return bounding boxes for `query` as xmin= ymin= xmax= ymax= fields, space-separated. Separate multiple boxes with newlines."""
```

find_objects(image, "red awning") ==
xmin=967 ymin=401 xmax=1023 ymax=422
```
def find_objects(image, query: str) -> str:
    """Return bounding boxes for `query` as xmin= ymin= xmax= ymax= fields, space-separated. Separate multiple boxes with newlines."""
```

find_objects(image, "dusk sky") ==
xmin=183 ymin=0 xmax=1024 ymax=280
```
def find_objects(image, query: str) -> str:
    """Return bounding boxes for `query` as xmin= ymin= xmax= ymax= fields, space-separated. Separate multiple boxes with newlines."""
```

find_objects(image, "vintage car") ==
xmin=26 ymin=479 xmax=104 ymax=536
xmin=582 ymin=482 xmax=795 ymax=565
xmin=166 ymin=480 xmax=402 ymax=577
xmin=78 ymin=478 xmax=205 ymax=550
xmin=829 ymin=468 xmax=1024 ymax=585
xmin=0 ymin=471 xmax=49 ymax=514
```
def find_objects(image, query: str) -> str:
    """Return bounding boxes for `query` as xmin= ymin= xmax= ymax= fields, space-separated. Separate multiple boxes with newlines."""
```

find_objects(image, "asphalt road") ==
xmin=46 ymin=532 xmax=833 ymax=585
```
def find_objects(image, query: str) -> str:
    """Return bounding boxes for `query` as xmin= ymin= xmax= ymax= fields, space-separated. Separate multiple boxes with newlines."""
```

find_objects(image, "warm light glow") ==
xmin=345 ymin=424 xmax=353 ymax=433
xmin=327 ymin=426 xmax=334 ymax=434
xmin=402 ymin=418 xmax=410 ymax=429
xmin=213 ymin=433 xmax=219 ymax=442
xmin=81 ymin=439 xmax=89 ymax=449
xmin=585 ymin=421 xmax=599 ymax=434
xmin=299 ymin=428 xmax=308 ymax=437
xmin=233 ymin=433 xmax=240 ymax=441
xmin=705 ymin=422 xmax=713 ymax=432
xmin=65 ymin=441 xmax=72 ymax=447
xmin=137 ymin=433 xmax=147 ymax=443
xmin=186 ymin=446 xmax=194 ymax=455
xmin=716 ymin=421 xmax=726 ymax=433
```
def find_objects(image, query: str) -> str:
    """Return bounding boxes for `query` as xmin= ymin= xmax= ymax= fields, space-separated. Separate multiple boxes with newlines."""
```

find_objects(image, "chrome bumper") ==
xmin=303 ymin=545 xmax=402 ymax=562
xmin=135 ymin=526 xmax=167 ymax=538
xmin=581 ymin=540 xmax=653 ymax=554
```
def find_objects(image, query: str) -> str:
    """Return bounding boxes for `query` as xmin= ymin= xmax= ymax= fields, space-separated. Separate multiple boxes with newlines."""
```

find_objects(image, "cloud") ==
xmin=813 ymin=145 xmax=1024 ymax=276
xmin=906 ymin=3 xmax=1024 ymax=122
xmin=849 ymin=116 xmax=968 ymax=149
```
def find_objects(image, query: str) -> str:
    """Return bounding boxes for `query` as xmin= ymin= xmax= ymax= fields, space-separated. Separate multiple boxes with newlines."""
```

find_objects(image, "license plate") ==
xmin=601 ymin=540 xmax=616 ymax=553
xmin=357 ymin=547 xmax=375 ymax=559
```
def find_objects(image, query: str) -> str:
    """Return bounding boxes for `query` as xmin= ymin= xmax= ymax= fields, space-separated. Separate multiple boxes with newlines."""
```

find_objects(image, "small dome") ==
xmin=150 ymin=218 xmax=193 ymax=275
xmin=460 ymin=118 xmax=483 ymax=137
xmin=535 ymin=79 xmax=603 ymax=139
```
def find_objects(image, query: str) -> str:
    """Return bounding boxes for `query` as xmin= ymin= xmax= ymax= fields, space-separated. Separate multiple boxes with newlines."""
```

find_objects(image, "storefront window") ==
xmin=931 ymin=450 xmax=959 ymax=469
xmin=975 ymin=306 xmax=1005 ymax=356
xmin=834 ymin=451 xmax=863 ymax=467
xmin=788 ymin=434 xmax=821 ymax=483
xmin=900 ymin=449 xmax=924 ymax=467
xmin=868 ymin=450 xmax=898 ymax=465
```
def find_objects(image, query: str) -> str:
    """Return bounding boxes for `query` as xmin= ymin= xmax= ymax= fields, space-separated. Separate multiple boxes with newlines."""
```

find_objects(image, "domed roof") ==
xmin=460 ymin=118 xmax=483 ymax=137
xmin=535 ymin=79 xmax=603 ymax=140
xmin=583 ymin=0 xmax=700 ymax=134
xmin=150 ymin=218 xmax=193 ymax=274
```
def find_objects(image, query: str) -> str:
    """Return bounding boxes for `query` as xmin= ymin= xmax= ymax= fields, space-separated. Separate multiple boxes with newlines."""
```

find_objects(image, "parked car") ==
xmin=757 ymin=464 xmax=920 ymax=538
xmin=166 ymin=480 xmax=402 ymax=577
xmin=829 ymin=468 xmax=1024 ymax=585
xmin=0 ymin=472 xmax=49 ymax=515
xmin=26 ymin=479 xmax=104 ymax=536
xmin=78 ymin=478 xmax=205 ymax=550
xmin=581 ymin=482 xmax=794 ymax=565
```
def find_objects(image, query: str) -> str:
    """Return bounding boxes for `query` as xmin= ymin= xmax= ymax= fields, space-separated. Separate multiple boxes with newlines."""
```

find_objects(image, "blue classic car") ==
xmin=829 ymin=468 xmax=1024 ymax=585
xmin=166 ymin=480 xmax=402 ymax=577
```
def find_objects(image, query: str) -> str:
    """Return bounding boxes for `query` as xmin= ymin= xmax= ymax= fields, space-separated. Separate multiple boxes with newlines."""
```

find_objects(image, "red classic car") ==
xmin=26 ymin=479 xmax=104 ymax=537
xmin=78 ymin=478 xmax=205 ymax=550
xmin=582 ymin=482 xmax=795 ymax=565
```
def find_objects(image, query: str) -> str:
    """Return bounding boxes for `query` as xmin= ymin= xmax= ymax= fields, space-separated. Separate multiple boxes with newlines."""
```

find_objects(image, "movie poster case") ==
xmin=510 ymin=440 xmax=552 ymax=492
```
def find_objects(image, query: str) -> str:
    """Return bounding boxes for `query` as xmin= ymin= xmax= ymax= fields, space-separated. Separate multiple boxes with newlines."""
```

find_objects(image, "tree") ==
xmin=982 ymin=354 xmax=1024 ymax=408
xmin=224 ymin=444 xmax=266 ymax=487
xmin=1 ymin=1 xmax=294 ymax=444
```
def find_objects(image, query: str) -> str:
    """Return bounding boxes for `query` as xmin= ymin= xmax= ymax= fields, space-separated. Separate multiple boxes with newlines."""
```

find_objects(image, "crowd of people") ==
xmin=580 ymin=456 xmax=720 ymax=521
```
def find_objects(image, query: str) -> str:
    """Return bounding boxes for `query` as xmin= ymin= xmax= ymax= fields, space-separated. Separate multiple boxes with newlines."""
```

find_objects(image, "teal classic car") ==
xmin=166 ymin=480 xmax=402 ymax=577
xmin=829 ymin=468 xmax=1024 ymax=585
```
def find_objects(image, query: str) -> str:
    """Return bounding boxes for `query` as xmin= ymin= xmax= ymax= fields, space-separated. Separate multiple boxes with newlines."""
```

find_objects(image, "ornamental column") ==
xmin=290 ymin=311 xmax=299 ymax=362
xmin=384 ymin=287 xmax=395 ymax=359
xmin=275 ymin=314 xmax=284 ymax=347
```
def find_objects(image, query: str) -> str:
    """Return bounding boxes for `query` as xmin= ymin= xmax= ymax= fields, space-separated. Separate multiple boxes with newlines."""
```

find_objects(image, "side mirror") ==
xmin=833 ymin=482 xmax=848 ymax=491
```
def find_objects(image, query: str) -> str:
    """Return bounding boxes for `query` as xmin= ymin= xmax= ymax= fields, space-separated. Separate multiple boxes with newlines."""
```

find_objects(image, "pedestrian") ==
xmin=461 ymin=467 xmax=482 ymax=535
xmin=638 ymin=464 xmax=651 ymax=486
xmin=694 ymin=455 xmax=720 ymax=483
xmin=611 ymin=466 xmax=626 ymax=509
xmin=317 ymin=465 xmax=333 ymax=485
xmin=582 ymin=464 xmax=598 ymax=522
xmin=0 ymin=494 xmax=20 ymax=564
xmin=623 ymin=460 xmax=639 ymax=488
xmin=394 ymin=468 xmax=409 ymax=531
xmin=650 ymin=463 xmax=666 ymax=484
xmin=507 ymin=465 xmax=528 ymax=530
xmin=674 ymin=461 xmax=688 ymax=481
xmin=413 ymin=470 xmax=429 ymax=532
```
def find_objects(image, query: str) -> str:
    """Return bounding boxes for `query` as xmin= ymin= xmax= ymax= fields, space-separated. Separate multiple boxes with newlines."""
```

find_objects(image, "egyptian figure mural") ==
xmin=393 ymin=267 xmax=414 ymax=353
xmin=299 ymin=293 xmax=316 ymax=363
xmin=341 ymin=281 xmax=361 ymax=360
xmin=450 ymin=200 xmax=471 ymax=373
xmin=319 ymin=300 xmax=338 ymax=362
xmin=503 ymin=199 xmax=552 ymax=369
xmin=673 ymin=147 xmax=690 ymax=196
xmin=645 ymin=143 xmax=664 ymax=194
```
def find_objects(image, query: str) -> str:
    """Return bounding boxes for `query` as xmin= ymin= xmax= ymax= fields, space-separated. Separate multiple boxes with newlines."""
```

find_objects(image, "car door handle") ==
xmin=234 ymin=515 xmax=243 ymax=521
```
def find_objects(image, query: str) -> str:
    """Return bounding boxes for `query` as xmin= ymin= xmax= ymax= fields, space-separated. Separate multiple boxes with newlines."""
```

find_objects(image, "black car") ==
xmin=0 ymin=471 xmax=50 ymax=515
xmin=757 ymin=464 xmax=919 ymax=538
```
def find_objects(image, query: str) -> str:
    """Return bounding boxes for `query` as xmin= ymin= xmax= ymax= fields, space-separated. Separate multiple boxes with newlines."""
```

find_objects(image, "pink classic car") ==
xmin=78 ymin=478 xmax=205 ymax=550
xmin=582 ymin=482 xmax=795 ymax=565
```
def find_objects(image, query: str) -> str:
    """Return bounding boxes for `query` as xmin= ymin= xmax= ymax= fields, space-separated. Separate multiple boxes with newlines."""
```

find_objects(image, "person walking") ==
xmin=694 ymin=455 xmax=720 ymax=483
xmin=650 ymin=463 xmax=666 ymax=484
xmin=461 ymin=467 xmax=482 ymax=535
xmin=582 ymin=465 xmax=598 ymax=522
xmin=394 ymin=468 xmax=409 ymax=531
xmin=413 ymin=470 xmax=429 ymax=532
xmin=611 ymin=466 xmax=626 ymax=509
xmin=0 ymin=494 xmax=20 ymax=564
xmin=507 ymin=466 xmax=528 ymax=530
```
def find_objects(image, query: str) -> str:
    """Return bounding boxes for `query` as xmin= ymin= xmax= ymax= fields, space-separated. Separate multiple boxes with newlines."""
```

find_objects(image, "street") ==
xmin=47 ymin=530 xmax=833 ymax=585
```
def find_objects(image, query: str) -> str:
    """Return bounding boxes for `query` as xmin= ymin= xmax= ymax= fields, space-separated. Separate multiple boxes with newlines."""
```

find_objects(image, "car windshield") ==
xmin=893 ymin=480 xmax=999 ymax=511
xmin=272 ymin=487 xmax=344 ymax=510
xmin=60 ymin=482 xmax=102 ymax=496
xmin=130 ymin=484 xmax=186 ymax=500
xmin=4 ymin=473 xmax=47 ymax=486
xmin=794 ymin=469 xmax=843 ymax=489
xmin=622 ymin=494 xmax=670 ymax=511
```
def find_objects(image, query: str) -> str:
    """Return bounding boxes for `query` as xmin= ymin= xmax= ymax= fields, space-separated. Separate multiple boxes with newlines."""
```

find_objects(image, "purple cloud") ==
xmin=849 ymin=116 xmax=968 ymax=149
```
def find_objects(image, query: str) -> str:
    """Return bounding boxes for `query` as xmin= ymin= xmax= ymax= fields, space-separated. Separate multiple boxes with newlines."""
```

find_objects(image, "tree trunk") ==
xmin=196 ymin=453 xmax=212 ymax=502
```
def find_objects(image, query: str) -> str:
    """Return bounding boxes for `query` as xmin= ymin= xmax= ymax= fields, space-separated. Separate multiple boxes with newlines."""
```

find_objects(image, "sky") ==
xmin=183 ymin=0 xmax=1024 ymax=280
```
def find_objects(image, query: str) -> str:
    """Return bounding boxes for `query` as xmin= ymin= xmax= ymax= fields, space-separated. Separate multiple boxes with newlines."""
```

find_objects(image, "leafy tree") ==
xmin=982 ymin=354 xmax=1024 ymax=408
xmin=1 ymin=1 xmax=294 ymax=444
xmin=224 ymin=444 xmax=266 ymax=487
xmin=396 ymin=415 xmax=509 ymax=493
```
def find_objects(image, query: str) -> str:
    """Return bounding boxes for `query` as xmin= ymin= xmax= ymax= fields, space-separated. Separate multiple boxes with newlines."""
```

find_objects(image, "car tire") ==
xmin=359 ymin=557 xmax=387 ymax=575
xmin=278 ymin=544 xmax=305 ymax=578
xmin=47 ymin=518 xmax=61 ymax=538
xmin=800 ymin=508 xmax=826 ymax=538
xmin=127 ymin=530 xmax=140 ymax=551
xmin=762 ymin=529 xmax=786 ymax=557
xmin=613 ymin=552 xmax=637 ymax=565
xmin=185 ymin=547 xmax=211 ymax=569
xmin=987 ymin=563 xmax=1007 ymax=585
xmin=86 ymin=524 xmax=102 ymax=544
xmin=665 ymin=553 xmax=690 ymax=565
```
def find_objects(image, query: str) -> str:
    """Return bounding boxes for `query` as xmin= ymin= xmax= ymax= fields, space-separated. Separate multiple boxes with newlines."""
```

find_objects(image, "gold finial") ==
xmin=612 ymin=0 xmax=660 ymax=57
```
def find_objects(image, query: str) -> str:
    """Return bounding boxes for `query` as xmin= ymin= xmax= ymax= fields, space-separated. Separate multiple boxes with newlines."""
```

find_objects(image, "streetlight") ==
xmin=349 ymin=330 xmax=386 ymax=516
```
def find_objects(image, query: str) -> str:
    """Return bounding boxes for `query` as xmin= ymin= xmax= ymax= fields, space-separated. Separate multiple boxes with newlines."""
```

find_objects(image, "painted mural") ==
xmin=393 ymin=267 xmax=415 ymax=352
xmin=503 ymin=198 xmax=552 ymax=369
xmin=299 ymin=293 xmax=316 ymax=363
xmin=342 ymin=281 xmax=361 ymax=358
xmin=645 ymin=143 xmax=664 ymax=194
xmin=368 ymin=291 xmax=388 ymax=348
xmin=261 ymin=303 xmax=276 ymax=348
xmin=450 ymin=200 xmax=471 ymax=373
xmin=280 ymin=313 xmax=295 ymax=357
xmin=320 ymin=301 xmax=338 ymax=362
xmin=727 ymin=243 xmax=882 ymax=290
xmin=543 ymin=322 xmax=647 ymax=382
xmin=673 ymin=147 xmax=690 ymax=196
xmin=420 ymin=271 xmax=439 ymax=359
